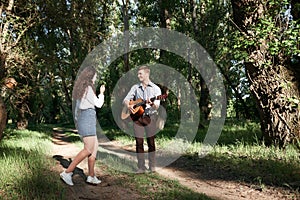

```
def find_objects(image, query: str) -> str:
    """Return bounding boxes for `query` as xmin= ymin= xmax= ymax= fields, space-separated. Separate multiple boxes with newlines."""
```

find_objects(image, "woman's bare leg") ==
xmin=87 ymin=136 xmax=98 ymax=177
xmin=65 ymin=148 xmax=91 ymax=173
xmin=88 ymin=155 xmax=96 ymax=177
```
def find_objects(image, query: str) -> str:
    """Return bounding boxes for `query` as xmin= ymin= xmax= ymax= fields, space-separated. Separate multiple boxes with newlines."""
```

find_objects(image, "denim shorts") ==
xmin=77 ymin=109 xmax=96 ymax=137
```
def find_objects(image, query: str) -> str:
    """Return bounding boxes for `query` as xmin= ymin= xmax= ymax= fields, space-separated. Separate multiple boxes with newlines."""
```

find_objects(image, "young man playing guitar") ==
xmin=123 ymin=65 xmax=162 ymax=173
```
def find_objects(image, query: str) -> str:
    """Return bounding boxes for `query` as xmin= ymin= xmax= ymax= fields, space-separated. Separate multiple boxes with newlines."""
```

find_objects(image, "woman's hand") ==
xmin=99 ymin=85 xmax=105 ymax=94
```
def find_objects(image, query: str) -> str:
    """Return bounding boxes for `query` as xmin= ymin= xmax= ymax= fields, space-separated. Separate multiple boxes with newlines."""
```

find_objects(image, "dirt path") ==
xmin=51 ymin=131 xmax=143 ymax=200
xmin=50 ymin=131 xmax=298 ymax=200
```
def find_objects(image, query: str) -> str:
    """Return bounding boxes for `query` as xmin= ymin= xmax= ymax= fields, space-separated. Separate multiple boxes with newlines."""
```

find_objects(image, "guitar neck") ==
xmin=149 ymin=97 xmax=156 ymax=102
xmin=133 ymin=95 xmax=165 ymax=108
xmin=150 ymin=95 xmax=162 ymax=102
xmin=133 ymin=100 xmax=146 ymax=108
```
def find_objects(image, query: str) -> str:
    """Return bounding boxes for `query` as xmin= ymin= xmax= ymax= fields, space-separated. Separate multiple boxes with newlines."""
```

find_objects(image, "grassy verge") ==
xmin=102 ymin=118 xmax=300 ymax=193
xmin=0 ymin=128 xmax=66 ymax=200
xmin=100 ymin=164 xmax=213 ymax=200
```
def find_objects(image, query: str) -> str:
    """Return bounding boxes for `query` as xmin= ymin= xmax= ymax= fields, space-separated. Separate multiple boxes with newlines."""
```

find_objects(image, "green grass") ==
xmin=102 ymin=118 xmax=300 ymax=193
xmin=101 ymin=165 xmax=213 ymax=200
xmin=0 ymin=129 xmax=66 ymax=200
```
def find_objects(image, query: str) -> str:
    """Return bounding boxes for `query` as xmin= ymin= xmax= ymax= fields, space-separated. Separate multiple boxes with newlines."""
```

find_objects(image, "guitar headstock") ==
xmin=149 ymin=94 xmax=168 ymax=102
xmin=157 ymin=94 xmax=168 ymax=100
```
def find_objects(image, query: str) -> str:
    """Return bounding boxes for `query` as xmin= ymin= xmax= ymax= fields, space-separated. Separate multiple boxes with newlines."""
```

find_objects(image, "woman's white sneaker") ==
xmin=86 ymin=176 xmax=101 ymax=185
xmin=60 ymin=170 xmax=74 ymax=186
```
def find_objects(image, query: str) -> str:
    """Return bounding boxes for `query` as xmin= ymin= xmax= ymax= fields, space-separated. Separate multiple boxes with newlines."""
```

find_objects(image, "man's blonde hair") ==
xmin=138 ymin=65 xmax=150 ymax=74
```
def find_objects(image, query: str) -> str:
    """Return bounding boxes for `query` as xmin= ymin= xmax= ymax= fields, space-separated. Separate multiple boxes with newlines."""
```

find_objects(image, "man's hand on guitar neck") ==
xmin=147 ymin=98 xmax=158 ymax=110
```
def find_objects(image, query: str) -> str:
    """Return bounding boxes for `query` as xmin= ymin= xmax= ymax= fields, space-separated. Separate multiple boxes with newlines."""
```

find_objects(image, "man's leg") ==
xmin=145 ymin=116 xmax=158 ymax=172
xmin=134 ymin=123 xmax=146 ymax=171
xmin=147 ymin=136 xmax=156 ymax=171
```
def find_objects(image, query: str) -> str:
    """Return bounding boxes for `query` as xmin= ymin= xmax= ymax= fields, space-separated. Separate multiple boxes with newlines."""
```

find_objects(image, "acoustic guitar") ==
xmin=121 ymin=94 xmax=168 ymax=120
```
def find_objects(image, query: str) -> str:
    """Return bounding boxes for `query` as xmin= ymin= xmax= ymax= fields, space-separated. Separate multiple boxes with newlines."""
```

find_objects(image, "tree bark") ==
xmin=121 ymin=0 xmax=130 ymax=72
xmin=0 ymin=97 xmax=7 ymax=140
xmin=190 ymin=0 xmax=211 ymax=121
xmin=0 ymin=0 xmax=14 ymax=140
xmin=246 ymin=64 xmax=300 ymax=146
xmin=231 ymin=0 xmax=300 ymax=147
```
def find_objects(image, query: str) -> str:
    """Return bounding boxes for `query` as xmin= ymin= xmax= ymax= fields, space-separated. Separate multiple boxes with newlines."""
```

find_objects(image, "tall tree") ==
xmin=190 ymin=0 xmax=211 ymax=121
xmin=120 ymin=0 xmax=130 ymax=72
xmin=231 ymin=0 xmax=300 ymax=146
xmin=30 ymin=0 xmax=111 ymax=123
xmin=0 ymin=0 xmax=39 ymax=133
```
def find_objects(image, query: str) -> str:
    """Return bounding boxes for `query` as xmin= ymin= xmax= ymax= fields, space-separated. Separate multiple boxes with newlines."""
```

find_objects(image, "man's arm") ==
xmin=124 ymin=99 xmax=135 ymax=113
xmin=123 ymin=85 xmax=138 ymax=113
xmin=149 ymin=84 xmax=162 ymax=110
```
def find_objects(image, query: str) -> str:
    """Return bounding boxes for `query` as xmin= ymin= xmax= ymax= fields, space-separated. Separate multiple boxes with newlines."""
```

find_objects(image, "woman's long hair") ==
xmin=73 ymin=66 xmax=96 ymax=100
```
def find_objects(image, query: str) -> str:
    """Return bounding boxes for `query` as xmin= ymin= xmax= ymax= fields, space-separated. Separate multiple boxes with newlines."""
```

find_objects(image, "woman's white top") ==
xmin=79 ymin=86 xmax=104 ymax=109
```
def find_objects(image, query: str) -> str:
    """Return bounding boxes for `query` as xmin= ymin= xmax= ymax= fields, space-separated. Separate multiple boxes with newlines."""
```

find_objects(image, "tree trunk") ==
xmin=0 ymin=0 xmax=35 ymax=132
xmin=199 ymin=76 xmax=211 ymax=120
xmin=231 ymin=0 xmax=300 ymax=147
xmin=0 ymin=0 xmax=14 ymax=140
xmin=0 ymin=97 xmax=7 ymax=140
xmin=246 ymin=64 xmax=300 ymax=146
xmin=16 ymin=101 xmax=28 ymax=130
xmin=190 ymin=0 xmax=211 ymax=121
xmin=122 ymin=0 xmax=130 ymax=72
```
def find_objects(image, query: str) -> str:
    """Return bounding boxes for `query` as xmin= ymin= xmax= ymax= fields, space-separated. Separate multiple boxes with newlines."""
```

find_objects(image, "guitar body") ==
xmin=129 ymin=99 xmax=146 ymax=121
xmin=120 ymin=99 xmax=145 ymax=120
xmin=120 ymin=94 xmax=168 ymax=120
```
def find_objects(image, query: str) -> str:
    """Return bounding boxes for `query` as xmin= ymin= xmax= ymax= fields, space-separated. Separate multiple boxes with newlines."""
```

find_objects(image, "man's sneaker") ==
xmin=149 ymin=166 xmax=156 ymax=173
xmin=60 ymin=170 xmax=74 ymax=186
xmin=86 ymin=176 xmax=101 ymax=185
xmin=136 ymin=167 xmax=147 ymax=174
